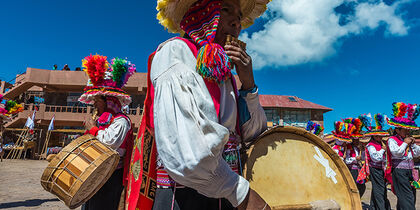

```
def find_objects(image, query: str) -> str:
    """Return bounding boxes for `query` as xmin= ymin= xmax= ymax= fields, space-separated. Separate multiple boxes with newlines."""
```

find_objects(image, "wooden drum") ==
xmin=243 ymin=126 xmax=362 ymax=210
xmin=40 ymin=134 xmax=119 ymax=209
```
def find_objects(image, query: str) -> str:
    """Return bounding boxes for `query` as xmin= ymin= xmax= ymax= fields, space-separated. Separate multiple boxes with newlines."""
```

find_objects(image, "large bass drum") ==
xmin=243 ymin=126 xmax=362 ymax=210
xmin=40 ymin=134 xmax=119 ymax=209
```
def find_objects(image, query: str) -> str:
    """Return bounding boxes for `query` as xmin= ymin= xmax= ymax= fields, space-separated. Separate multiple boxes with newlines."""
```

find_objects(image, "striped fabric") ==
xmin=156 ymin=134 xmax=241 ymax=188
xmin=179 ymin=0 xmax=232 ymax=83
xmin=180 ymin=0 xmax=221 ymax=47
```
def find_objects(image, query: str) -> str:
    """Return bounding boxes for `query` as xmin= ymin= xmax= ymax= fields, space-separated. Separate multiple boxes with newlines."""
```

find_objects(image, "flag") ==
xmin=48 ymin=116 xmax=55 ymax=131
xmin=25 ymin=117 xmax=34 ymax=129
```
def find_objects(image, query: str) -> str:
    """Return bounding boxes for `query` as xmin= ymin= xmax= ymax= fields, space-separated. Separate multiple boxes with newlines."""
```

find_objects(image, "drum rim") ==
xmin=244 ymin=126 xmax=362 ymax=210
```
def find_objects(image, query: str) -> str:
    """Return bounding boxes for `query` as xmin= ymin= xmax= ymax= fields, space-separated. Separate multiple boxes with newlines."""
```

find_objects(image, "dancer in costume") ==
xmin=343 ymin=117 xmax=366 ymax=197
xmin=332 ymin=121 xmax=353 ymax=159
xmin=126 ymin=0 xmax=270 ymax=209
xmin=79 ymin=55 xmax=135 ymax=210
xmin=359 ymin=114 xmax=391 ymax=210
xmin=386 ymin=102 xmax=420 ymax=210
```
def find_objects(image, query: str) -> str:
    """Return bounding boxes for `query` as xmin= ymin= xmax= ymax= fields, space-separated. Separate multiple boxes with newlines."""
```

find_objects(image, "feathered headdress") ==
xmin=343 ymin=117 xmax=363 ymax=138
xmin=332 ymin=121 xmax=354 ymax=142
xmin=78 ymin=54 xmax=136 ymax=106
xmin=388 ymin=102 xmax=419 ymax=130
xmin=306 ymin=121 xmax=324 ymax=136
xmin=360 ymin=113 xmax=389 ymax=137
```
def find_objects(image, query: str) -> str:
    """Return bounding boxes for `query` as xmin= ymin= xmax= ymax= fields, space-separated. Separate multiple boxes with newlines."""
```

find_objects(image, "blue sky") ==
xmin=0 ymin=0 xmax=419 ymax=133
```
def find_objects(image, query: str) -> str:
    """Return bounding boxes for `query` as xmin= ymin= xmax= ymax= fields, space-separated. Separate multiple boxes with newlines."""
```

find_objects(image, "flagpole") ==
xmin=15 ymin=128 xmax=30 ymax=159
xmin=40 ymin=116 xmax=54 ymax=160
xmin=40 ymin=130 xmax=51 ymax=160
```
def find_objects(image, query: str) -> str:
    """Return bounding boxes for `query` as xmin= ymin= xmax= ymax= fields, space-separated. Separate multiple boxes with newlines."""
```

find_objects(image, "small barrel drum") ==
xmin=40 ymin=134 xmax=119 ymax=209
xmin=243 ymin=126 xmax=362 ymax=210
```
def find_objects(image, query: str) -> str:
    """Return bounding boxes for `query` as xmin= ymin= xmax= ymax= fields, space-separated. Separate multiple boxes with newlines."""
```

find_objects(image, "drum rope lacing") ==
xmin=44 ymin=137 xmax=110 ymax=196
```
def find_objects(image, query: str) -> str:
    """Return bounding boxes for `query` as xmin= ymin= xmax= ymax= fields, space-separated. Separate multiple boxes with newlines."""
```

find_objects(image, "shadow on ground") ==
xmin=0 ymin=199 xmax=60 ymax=209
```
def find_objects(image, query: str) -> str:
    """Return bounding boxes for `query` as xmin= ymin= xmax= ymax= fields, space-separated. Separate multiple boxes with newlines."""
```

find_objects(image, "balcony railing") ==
xmin=20 ymin=103 xmax=142 ymax=116
xmin=45 ymin=105 xmax=88 ymax=114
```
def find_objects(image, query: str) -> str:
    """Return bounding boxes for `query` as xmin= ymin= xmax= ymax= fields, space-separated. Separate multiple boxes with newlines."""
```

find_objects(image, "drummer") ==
xmin=332 ymin=119 xmax=366 ymax=197
xmin=79 ymin=55 xmax=135 ymax=210
xmin=332 ymin=121 xmax=352 ymax=160
xmin=386 ymin=102 xmax=420 ymax=210
xmin=359 ymin=114 xmax=391 ymax=210
xmin=126 ymin=0 xmax=270 ymax=209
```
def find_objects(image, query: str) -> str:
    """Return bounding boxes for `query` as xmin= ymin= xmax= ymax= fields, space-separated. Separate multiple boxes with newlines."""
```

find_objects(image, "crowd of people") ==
xmin=330 ymin=103 xmax=420 ymax=210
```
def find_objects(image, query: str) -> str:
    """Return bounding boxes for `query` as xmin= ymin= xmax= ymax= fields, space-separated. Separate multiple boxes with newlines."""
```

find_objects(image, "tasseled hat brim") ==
xmin=387 ymin=118 xmax=419 ymax=130
xmin=78 ymin=86 xmax=132 ymax=106
xmin=332 ymin=132 xmax=352 ymax=143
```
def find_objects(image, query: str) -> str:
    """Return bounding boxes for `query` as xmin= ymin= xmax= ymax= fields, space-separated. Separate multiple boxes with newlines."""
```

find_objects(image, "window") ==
xmin=264 ymin=109 xmax=280 ymax=126
xmin=288 ymin=97 xmax=297 ymax=102
xmin=283 ymin=110 xmax=310 ymax=127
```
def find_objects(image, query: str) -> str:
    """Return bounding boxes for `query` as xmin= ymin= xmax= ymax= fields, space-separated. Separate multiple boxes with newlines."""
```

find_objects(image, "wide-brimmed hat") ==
xmin=359 ymin=113 xmax=389 ymax=137
xmin=78 ymin=55 xmax=135 ymax=106
xmin=387 ymin=102 xmax=419 ymax=130
xmin=156 ymin=0 xmax=271 ymax=34
xmin=332 ymin=121 xmax=355 ymax=143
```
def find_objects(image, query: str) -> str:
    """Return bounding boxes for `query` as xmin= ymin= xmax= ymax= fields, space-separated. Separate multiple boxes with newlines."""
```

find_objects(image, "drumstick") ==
xmin=92 ymin=109 xmax=98 ymax=121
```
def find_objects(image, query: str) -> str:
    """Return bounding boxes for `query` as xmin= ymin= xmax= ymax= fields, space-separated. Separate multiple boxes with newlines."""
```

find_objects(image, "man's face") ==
xmin=214 ymin=0 xmax=242 ymax=46
xmin=93 ymin=96 xmax=107 ymax=115
xmin=373 ymin=136 xmax=382 ymax=142
xmin=396 ymin=128 xmax=409 ymax=138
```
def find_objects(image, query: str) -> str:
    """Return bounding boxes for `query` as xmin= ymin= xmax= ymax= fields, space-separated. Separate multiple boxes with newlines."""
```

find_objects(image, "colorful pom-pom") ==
xmin=82 ymin=54 xmax=109 ymax=87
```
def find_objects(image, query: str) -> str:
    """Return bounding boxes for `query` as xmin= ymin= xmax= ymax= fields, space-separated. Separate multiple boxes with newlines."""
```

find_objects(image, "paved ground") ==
xmin=1 ymin=160 xmax=420 ymax=209
xmin=0 ymin=160 xmax=80 ymax=210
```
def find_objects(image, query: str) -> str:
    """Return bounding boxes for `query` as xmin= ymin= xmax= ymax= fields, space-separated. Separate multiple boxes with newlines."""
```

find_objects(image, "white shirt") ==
xmin=96 ymin=116 xmax=131 ymax=157
xmin=344 ymin=145 xmax=360 ymax=165
xmin=388 ymin=137 xmax=420 ymax=160
xmin=367 ymin=145 xmax=385 ymax=163
xmin=151 ymin=39 xmax=267 ymax=207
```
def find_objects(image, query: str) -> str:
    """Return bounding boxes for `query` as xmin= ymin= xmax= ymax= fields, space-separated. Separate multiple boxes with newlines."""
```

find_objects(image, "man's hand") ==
xmin=237 ymin=188 xmax=271 ymax=210
xmin=404 ymin=137 xmax=414 ymax=145
xmin=84 ymin=117 xmax=96 ymax=130
xmin=225 ymin=42 xmax=255 ymax=90
xmin=381 ymin=143 xmax=387 ymax=151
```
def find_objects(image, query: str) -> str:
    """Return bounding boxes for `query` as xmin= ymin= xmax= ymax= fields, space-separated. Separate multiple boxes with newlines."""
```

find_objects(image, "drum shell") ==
xmin=243 ymin=126 xmax=362 ymax=210
xmin=40 ymin=134 xmax=119 ymax=209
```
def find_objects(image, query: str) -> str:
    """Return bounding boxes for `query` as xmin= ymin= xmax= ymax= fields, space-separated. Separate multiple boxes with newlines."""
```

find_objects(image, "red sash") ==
xmin=125 ymin=37 xmax=241 ymax=210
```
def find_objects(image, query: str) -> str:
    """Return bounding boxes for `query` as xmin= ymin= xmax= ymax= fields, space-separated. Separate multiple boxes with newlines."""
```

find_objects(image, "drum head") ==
xmin=244 ymin=126 xmax=361 ymax=210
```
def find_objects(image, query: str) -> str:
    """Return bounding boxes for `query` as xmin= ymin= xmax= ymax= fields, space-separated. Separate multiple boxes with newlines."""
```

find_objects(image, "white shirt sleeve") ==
xmin=411 ymin=144 xmax=420 ymax=158
xmin=96 ymin=117 xmax=130 ymax=150
xmin=240 ymin=88 xmax=267 ymax=142
xmin=151 ymin=40 xmax=249 ymax=207
xmin=367 ymin=145 xmax=385 ymax=162
xmin=344 ymin=147 xmax=358 ymax=165
xmin=388 ymin=138 xmax=408 ymax=158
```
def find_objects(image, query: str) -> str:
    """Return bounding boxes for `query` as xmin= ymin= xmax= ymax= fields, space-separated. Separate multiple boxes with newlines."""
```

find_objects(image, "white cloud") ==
xmin=242 ymin=0 xmax=413 ymax=70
